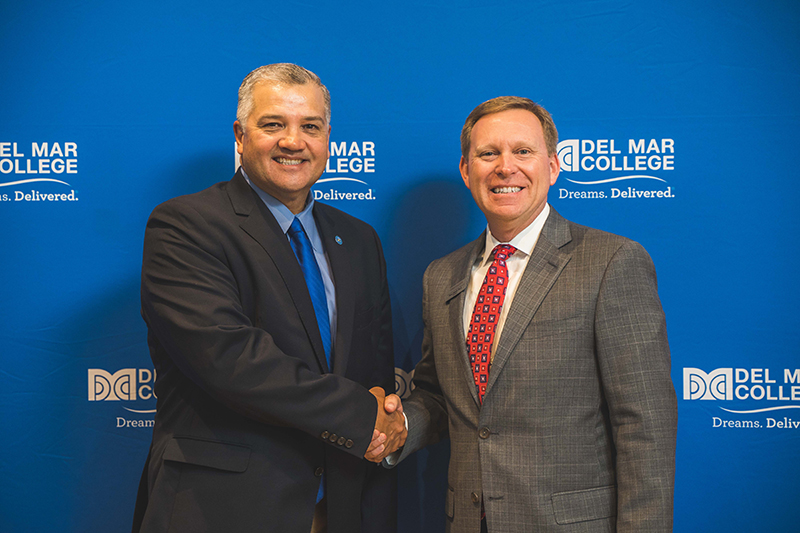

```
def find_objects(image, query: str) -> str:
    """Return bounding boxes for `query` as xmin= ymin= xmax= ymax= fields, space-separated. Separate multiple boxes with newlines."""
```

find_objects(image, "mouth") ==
xmin=491 ymin=186 xmax=522 ymax=194
xmin=275 ymin=157 xmax=304 ymax=166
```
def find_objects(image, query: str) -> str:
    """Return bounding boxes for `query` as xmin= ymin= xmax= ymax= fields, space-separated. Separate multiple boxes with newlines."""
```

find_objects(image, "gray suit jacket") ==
xmin=398 ymin=209 xmax=677 ymax=532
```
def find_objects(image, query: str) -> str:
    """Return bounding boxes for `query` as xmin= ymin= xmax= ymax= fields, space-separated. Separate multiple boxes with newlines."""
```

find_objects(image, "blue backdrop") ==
xmin=2 ymin=1 xmax=799 ymax=531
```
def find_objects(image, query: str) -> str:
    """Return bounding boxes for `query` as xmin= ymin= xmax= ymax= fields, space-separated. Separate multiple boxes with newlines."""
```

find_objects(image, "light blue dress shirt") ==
xmin=242 ymin=171 xmax=337 ymax=363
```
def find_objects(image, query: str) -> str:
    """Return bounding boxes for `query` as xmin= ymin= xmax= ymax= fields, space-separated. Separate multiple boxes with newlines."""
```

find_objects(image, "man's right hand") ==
xmin=365 ymin=387 xmax=406 ymax=462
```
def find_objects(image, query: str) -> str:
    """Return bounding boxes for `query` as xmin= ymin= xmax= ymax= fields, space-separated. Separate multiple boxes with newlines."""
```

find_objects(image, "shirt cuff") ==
xmin=382 ymin=412 xmax=408 ymax=466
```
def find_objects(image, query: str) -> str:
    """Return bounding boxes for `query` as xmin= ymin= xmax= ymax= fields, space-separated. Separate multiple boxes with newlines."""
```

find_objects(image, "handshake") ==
xmin=365 ymin=387 xmax=406 ymax=463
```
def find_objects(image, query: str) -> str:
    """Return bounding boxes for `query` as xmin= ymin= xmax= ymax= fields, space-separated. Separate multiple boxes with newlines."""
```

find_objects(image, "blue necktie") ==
xmin=287 ymin=217 xmax=332 ymax=367
xmin=288 ymin=217 xmax=332 ymax=504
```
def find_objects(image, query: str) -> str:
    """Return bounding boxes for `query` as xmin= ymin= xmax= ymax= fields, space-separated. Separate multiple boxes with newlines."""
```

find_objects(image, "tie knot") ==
xmin=492 ymin=244 xmax=517 ymax=262
xmin=288 ymin=217 xmax=305 ymax=239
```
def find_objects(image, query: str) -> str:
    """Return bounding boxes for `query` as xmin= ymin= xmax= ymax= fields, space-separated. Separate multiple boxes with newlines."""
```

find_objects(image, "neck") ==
xmin=487 ymin=204 xmax=547 ymax=243
xmin=488 ymin=220 xmax=528 ymax=243
xmin=284 ymin=196 xmax=308 ymax=215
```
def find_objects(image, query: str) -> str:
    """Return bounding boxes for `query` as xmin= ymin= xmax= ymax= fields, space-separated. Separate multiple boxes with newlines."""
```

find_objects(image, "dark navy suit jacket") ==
xmin=132 ymin=170 xmax=396 ymax=533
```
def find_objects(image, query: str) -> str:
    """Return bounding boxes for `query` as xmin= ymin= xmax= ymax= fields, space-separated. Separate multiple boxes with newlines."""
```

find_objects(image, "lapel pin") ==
xmin=335 ymin=236 xmax=343 ymax=245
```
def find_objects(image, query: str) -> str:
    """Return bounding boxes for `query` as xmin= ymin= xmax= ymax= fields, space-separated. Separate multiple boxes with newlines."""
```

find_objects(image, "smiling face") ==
xmin=234 ymin=81 xmax=330 ymax=213
xmin=460 ymin=108 xmax=560 ymax=242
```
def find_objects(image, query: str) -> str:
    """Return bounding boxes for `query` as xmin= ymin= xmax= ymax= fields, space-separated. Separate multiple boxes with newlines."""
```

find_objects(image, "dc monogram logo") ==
xmin=557 ymin=140 xmax=580 ymax=172
xmin=683 ymin=368 xmax=733 ymax=400
xmin=394 ymin=367 xmax=415 ymax=399
xmin=89 ymin=369 xmax=137 ymax=401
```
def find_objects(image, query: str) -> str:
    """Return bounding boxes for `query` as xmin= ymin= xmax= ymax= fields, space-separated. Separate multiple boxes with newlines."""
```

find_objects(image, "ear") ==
xmin=326 ymin=125 xmax=332 ymax=158
xmin=234 ymin=121 xmax=244 ymax=154
xmin=459 ymin=156 xmax=471 ymax=190
xmin=548 ymin=153 xmax=560 ymax=186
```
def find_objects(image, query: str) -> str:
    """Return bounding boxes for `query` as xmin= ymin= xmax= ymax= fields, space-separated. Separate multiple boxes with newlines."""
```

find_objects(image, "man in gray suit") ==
xmin=371 ymin=97 xmax=677 ymax=532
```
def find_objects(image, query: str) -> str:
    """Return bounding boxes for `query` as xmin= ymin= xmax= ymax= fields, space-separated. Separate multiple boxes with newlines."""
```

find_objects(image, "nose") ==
xmin=278 ymin=127 xmax=304 ymax=151
xmin=495 ymin=152 xmax=516 ymax=177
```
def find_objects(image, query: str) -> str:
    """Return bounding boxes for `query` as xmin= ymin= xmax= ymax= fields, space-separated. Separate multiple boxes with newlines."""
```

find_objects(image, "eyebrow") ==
xmin=474 ymin=141 xmax=538 ymax=153
xmin=472 ymin=143 xmax=497 ymax=154
xmin=256 ymin=114 xmax=325 ymax=124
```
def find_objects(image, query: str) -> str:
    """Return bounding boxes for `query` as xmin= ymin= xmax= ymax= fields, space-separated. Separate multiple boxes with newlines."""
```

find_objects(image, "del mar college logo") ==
xmin=0 ymin=142 xmax=80 ymax=203
xmin=683 ymin=367 xmax=800 ymax=430
xmin=88 ymin=368 xmax=156 ymax=429
xmin=556 ymin=137 xmax=675 ymax=201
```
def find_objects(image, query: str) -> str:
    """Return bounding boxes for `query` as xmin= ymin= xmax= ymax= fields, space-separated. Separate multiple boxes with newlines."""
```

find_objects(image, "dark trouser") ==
xmin=310 ymin=498 xmax=327 ymax=533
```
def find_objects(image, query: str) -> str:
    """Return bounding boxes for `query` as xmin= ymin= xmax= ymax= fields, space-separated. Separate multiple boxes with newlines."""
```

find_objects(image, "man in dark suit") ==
xmin=132 ymin=63 xmax=405 ymax=533
xmin=374 ymin=97 xmax=677 ymax=532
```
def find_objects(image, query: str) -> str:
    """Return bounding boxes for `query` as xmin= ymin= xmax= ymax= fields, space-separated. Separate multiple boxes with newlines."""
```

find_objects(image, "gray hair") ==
xmin=237 ymin=63 xmax=331 ymax=125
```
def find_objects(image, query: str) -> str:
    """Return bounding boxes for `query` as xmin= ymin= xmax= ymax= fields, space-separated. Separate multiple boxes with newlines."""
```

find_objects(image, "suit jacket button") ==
xmin=321 ymin=431 xmax=330 ymax=440
xmin=471 ymin=492 xmax=481 ymax=504
xmin=479 ymin=427 xmax=490 ymax=439
xmin=314 ymin=467 xmax=324 ymax=477
xmin=345 ymin=439 xmax=354 ymax=449
xmin=337 ymin=436 xmax=346 ymax=446
xmin=329 ymin=433 xmax=338 ymax=443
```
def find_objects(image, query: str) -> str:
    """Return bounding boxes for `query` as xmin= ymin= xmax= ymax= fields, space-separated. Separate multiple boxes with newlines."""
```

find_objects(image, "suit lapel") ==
xmin=485 ymin=210 xmax=572 ymax=397
xmin=444 ymin=234 xmax=486 ymax=408
xmin=314 ymin=205 xmax=355 ymax=376
xmin=227 ymin=171 xmax=331 ymax=373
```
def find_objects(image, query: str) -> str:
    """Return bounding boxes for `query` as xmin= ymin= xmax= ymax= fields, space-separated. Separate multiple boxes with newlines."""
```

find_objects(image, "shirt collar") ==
xmin=242 ymin=169 xmax=322 ymax=251
xmin=479 ymin=203 xmax=551 ymax=267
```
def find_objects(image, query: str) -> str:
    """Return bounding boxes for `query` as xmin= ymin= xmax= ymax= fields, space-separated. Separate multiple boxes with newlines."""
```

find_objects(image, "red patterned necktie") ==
xmin=467 ymin=244 xmax=517 ymax=404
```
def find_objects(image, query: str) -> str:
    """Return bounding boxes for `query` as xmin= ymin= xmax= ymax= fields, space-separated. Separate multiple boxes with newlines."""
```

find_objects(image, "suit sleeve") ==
xmin=393 ymin=263 xmax=450 ymax=464
xmin=594 ymin=240 xmax=677 ymax=532
xmin=366 ymin=226 xmax=396 ymax=393
xmin=141 ymin=199 xmax=378 ymax=457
